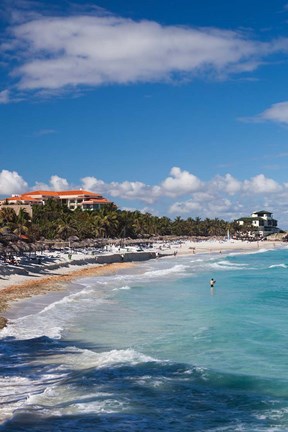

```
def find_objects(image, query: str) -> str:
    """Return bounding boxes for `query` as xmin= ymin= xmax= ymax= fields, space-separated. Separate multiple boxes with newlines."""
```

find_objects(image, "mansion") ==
xmin=235 ymin=210 xmax=279 ymax=238
xmin=0 ymin=189 xmax=111 ymax=214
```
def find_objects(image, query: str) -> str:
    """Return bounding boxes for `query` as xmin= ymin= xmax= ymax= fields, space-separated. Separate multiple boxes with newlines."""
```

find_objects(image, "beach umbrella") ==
xmin=4 ymin=245 xmax=15 ymax=256
xmin=28 ymin=243 xmax=38 ymax=253
xmin=68 ymin=236 xmax=79 ymax=242
xmin=85 ymin=239 xmax=96 ymax=246
xmin=9 ymin=242 xmax=21 ymax=254
xmin=15 ymin=240 xmax=30 ymax=253
xmin=70 ymin=240 xmax=83 ymax=248
xmin=31 ymin=242 xmax=46 ymax=252
xmin=33 ymin=242 xmax=45 ymax=251
xmin=50 ymin=241 xmax=68 ymax=249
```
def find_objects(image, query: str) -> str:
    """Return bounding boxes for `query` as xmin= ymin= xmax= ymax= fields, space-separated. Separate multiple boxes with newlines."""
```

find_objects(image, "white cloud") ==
xmin=160 ymin=167 xmax=203 ymax=196
xmin=169 ymin=195 xmax=233 ymax=216
xmin=210 ymin=173 xmax=242 ymax=195
xmin=49 ymin=175 xmax=69 ymax=190
xmin=169 ymin=200 xmax=202 ymax=214
xmin=257 ymin=101 xmax=288 ymax=124
xmin=0 ymin=169 xmax=28 ymax=195
xmin=80 ymin=176 xmax=106 ymax=192
xmin=0 ymin=90 xmax=10 ymax=104
xmin=80 ymin=170 xmax=283 ymax=210
xmin=81 ymin=175 xmax=159 ymax=204
xmin=32 ymin=182 xmax=49 ymax=190
xmin=3 ymin=11 xmax=287 ymax=96
xmin=243 ymin=174 xmax=281 ymax=193
xmin=108 ymin=181 xmax=153 ymax=201
xmin=192 ymin=192 xmax=215 ymax=202
xmin=32 ymin=175 xmax=69 ymax=191
xmin=206 ymin=198 xmax=233 ymax=214
xmin=81 ymin=167 xmax=202 ymax=202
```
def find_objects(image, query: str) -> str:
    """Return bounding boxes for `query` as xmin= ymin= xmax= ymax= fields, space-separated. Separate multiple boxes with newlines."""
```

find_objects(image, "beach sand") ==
xmin=0 ymin=239 xmax=284 ymax=329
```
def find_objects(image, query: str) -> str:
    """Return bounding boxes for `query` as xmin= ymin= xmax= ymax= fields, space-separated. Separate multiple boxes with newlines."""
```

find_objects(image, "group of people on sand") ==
xmin=3 ymin=256 xmax=19 ymax=266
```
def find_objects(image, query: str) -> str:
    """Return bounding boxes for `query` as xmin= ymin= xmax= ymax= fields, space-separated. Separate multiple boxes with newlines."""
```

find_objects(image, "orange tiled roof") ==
xmin=21 ymin=191 xmax=59 ymax=197
xmin=4 ymin=196 xmax=42 ymax=202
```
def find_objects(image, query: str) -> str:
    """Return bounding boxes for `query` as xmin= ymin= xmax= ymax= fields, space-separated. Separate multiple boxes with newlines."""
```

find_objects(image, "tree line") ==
xmin=0 ymin=199 xmax=252 ymax=242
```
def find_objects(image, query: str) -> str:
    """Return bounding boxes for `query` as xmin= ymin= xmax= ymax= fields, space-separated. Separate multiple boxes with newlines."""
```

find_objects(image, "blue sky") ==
xmin=2 ymin=0 xmax=288 ymax=227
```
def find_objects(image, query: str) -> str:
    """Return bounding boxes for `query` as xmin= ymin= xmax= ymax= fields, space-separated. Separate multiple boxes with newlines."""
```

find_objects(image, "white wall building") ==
xmin=236 ymin=210 xmax=279 ymax=237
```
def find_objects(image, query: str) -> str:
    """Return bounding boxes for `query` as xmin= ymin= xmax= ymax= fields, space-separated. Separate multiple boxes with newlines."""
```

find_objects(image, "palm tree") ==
xmin=97 ymin=209 xmax=119 ymax=238
xmin=0 ymin=207 xmax=17 ymax=225
xmin=157 ymin=216 xmax=172 ymax=236
xmin=56 ymin=217 xmax=78 ymax=240
xmin=13 ymin=208 xmax=31 ymax=236
xmin=172 ymin=216 xmax=185 ymax=236
xmin=0 ymin=207 xmax=31 ymax=237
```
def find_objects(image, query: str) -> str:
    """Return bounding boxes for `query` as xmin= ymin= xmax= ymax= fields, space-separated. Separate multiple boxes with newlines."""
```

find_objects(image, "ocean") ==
xmin=1 ymin=246 xmax=288 ymax=431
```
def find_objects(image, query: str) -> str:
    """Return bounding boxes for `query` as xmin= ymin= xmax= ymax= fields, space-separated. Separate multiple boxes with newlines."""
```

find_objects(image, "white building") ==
xmin=236 ymin=210 xmax=279 ymax=237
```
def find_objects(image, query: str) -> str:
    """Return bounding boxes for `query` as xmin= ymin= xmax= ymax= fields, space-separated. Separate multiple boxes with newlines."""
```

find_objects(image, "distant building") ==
xmin=0 ymin=204 xmax=33 ymax=217
xmin=0 ymin=189 xmax=111 ymax=212
xmin=235 ymin=210 xmax=279 ymax=237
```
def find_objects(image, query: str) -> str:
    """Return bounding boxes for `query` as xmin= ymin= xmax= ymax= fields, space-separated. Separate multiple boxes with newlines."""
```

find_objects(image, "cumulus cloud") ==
xmin=169 ymin=195 xmax=233 ymax=216
xmin=79 ymin=168 xmax=285 ymax=223
xmin=169 ymin=200 xmax=202 ymax=214
xmin=81 ymin=175 xmax=159 ymax=204
xmin=0 ymin=169 xmax=28 ymax=195
xmin=243 ymin=174 xmax=281 ymax=193
xmin=210 ymin=173 xmax=242 ymax=195
xmin=257 ymin=101 xmax=288 ymax=124
xmin=81 ymin=167 xmax=202 ymax=202
xmin=160 ymin=167 xmax=203 ymax=196
xmin=2 ymin=9 xmax=288 ymax=96
xmin=50 ymin=175 xmax=69 ymax=190
xmin=32 ymin=175 xmax=69 ymax=191
xmin=81 ymin=176 xmax=106 ymax=193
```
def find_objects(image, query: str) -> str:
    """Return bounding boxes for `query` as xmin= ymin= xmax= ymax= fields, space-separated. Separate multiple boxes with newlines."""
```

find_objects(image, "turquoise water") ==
xmin=1 ymin=247 xmax=288 ymax=431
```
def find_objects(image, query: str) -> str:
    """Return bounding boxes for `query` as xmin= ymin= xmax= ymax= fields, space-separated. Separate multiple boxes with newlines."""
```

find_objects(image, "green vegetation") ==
xmin=0 ymin=200 xmax=243 ymax=242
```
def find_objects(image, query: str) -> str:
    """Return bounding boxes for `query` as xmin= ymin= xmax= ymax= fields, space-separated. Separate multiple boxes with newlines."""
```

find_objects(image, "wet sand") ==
xmin=0 ymin=262 xmax=134 ymax=328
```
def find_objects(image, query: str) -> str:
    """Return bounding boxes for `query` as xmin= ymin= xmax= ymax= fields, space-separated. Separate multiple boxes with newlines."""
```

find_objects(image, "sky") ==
xmin=2 ymin=0 xmax=288 ymax=227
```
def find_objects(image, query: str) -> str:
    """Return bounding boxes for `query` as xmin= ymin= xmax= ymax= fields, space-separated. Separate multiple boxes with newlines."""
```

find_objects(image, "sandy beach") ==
xmin=0 ymin=238 xmax=285 ymax=328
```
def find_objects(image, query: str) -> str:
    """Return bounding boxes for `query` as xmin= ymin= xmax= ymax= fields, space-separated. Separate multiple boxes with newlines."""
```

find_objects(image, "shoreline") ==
xmin=0 ymin=239 xmax=285 ymax=329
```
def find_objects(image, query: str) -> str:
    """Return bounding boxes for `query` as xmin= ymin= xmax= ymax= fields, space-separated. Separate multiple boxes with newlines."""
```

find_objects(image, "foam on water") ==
xmin=1 ymin=247 xmax=288 ymax=431
xmin=142 ymin=263 xmax=190 ymax=278
xmin=1 ymin=286 xmax=110 ymax=340
xmin=269 ymin=263 xmax=287 ymax=268
xmin=207 ymin=260 xmax=252 ymax=271
xmin=112 ymin=285 xmax=131 ymax=291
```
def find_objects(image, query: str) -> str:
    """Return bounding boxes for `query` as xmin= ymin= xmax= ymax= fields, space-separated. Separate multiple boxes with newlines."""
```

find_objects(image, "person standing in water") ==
xmin=210 ymin=278 xmax=216 ymax=295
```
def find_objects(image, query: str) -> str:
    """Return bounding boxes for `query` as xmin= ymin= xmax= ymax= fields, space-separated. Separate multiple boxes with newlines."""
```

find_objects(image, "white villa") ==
xmin=235 ymin=210 xmax=279 ymax=238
